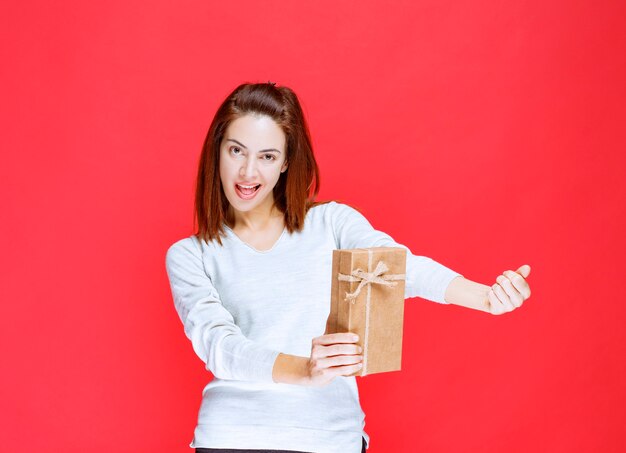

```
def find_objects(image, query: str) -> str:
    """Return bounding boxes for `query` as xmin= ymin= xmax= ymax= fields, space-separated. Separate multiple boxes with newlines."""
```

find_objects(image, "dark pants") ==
xmin=196 ymin=436 xmax=367 ymax=453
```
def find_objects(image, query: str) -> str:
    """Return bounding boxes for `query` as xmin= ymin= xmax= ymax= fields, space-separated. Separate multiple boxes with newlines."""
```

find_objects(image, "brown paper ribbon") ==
xmin=337 ymin=253 xmax=406 ymax=376
xmin=338 ymin=259 xmax=406 ymax=304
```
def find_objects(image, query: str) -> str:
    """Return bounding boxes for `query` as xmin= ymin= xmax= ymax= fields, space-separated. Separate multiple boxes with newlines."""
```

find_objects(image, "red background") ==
xmin=2 ymin=1 xmax=625 ymax=452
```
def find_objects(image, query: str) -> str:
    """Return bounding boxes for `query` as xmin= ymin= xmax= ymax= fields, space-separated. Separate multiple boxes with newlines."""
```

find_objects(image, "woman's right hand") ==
xmin=304 ymin=332 xmax=363 ymax=387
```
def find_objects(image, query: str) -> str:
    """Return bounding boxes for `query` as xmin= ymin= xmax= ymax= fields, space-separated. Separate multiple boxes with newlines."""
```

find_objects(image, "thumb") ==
xmin=516 ymin=264 xmax=531 ymax=278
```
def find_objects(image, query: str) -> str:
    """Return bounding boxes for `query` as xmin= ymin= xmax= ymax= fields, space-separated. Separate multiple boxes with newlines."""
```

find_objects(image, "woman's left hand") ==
xmin=486 ymin=264 xmax=532 ymax=315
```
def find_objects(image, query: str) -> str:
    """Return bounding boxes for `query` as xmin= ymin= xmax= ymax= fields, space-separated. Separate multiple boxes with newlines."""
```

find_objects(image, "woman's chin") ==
xmin=227 ymin=192 xmax=269 ymax=210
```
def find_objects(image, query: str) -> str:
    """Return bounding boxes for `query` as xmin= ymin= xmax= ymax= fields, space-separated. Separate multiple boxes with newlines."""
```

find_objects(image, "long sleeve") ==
xmin=165 ymin=237 xmax=281 ymax=382
xmin=330 ymin=201 xmax=463 ymax=304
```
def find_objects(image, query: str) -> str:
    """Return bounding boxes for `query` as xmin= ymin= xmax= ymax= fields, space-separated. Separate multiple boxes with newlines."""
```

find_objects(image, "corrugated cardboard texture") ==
xmin=325 ymin=247 xmax=407 ymax=376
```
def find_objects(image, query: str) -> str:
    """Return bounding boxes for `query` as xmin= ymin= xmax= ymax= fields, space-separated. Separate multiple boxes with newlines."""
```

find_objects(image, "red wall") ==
xmin=2 ymin=1 xmax=624 ymax=451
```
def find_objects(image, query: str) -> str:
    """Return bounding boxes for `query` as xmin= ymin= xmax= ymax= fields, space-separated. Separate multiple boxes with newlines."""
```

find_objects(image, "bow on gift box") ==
xmin=337 ymin=260 xmax=406 ymax=303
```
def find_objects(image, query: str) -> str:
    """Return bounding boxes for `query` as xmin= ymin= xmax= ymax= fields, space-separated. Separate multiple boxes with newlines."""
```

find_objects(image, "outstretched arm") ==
xmin=444 ymin=264 xmax=532 ymax=315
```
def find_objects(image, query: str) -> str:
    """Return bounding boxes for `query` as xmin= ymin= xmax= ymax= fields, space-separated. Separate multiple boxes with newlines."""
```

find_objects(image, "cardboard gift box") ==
xmin=325 ymin=247 xmax=407 ymax=377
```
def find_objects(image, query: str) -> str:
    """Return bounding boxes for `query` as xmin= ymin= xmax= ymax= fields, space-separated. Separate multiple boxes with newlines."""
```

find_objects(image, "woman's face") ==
xmin=219 ymin=113 xmax=288 ymax=217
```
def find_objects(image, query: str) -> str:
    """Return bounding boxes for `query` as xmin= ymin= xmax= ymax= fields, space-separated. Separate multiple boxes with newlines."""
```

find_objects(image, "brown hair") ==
xmin=193 ymin=82 xmax=331 ymax=246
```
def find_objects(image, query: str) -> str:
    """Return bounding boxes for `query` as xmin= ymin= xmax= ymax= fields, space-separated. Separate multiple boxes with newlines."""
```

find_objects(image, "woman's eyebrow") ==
xmin=226 ymin=138 xmax=281 ymax=154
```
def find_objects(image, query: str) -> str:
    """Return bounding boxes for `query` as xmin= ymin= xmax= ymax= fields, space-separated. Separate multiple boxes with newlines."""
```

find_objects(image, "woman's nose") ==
xmin=240 ymin=156 xmax=257 ymax=178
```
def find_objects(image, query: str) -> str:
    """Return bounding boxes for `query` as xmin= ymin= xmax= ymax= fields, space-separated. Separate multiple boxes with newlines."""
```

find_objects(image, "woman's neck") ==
xmin=228 ymin=204 xmax=284 ymax=232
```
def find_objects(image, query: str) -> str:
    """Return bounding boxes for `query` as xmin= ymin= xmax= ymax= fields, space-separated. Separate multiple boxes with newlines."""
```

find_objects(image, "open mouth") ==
xmin=235 ymin=183 xmax=261 ymax=198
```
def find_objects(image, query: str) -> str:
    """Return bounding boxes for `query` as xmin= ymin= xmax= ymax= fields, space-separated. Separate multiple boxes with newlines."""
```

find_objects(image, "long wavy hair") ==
xmin=193 ymin=82 xmax=331 ymax=246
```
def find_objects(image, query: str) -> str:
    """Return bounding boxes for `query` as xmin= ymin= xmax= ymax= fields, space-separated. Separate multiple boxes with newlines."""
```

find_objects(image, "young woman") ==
xmin=165 ymin=82 xmax=532 ymax=453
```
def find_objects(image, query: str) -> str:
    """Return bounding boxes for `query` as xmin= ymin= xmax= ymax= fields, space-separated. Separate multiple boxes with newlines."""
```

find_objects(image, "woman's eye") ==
xmin=263 ymin=154 xmax=276 ymax=161
xmin=231 ymin=147 xmax=241 ymax=154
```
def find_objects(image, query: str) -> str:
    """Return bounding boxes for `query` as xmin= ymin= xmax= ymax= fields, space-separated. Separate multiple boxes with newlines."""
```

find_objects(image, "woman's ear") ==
xmin=281 ymin=161 xmax=288 ymax=173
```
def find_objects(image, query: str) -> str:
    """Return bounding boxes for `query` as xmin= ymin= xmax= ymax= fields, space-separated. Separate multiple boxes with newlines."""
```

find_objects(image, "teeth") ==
xmin=238 ymin=184 xmax=259 ymax=189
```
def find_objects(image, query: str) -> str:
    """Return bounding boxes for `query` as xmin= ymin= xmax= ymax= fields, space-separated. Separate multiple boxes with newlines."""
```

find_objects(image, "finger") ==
xmin=320 ymin=354 xmax=363 ymax=369
xmin=336 ymin=362 xmax=364 ymax=377
xmin=503 ymin=270 xmax=531 ymax=299
xmin=487 ymin=288 xmax=505 ymax=315
xmin=516 ymin=264 xmax=531 ymax=279
xmin=324 ymin=343 xmax=362 ymax=357
xmin=497 ymin=274 xmax=524 ymax=308
xmin=315 ymin=332 xmax=359 ymax=345
xmin=492 ymin=283 xmax=514 ymax=312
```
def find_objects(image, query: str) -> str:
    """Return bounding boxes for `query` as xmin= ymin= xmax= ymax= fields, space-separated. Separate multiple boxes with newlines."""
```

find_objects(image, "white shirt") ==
xmin=165 ymin=201 xmax=463 ymax=452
